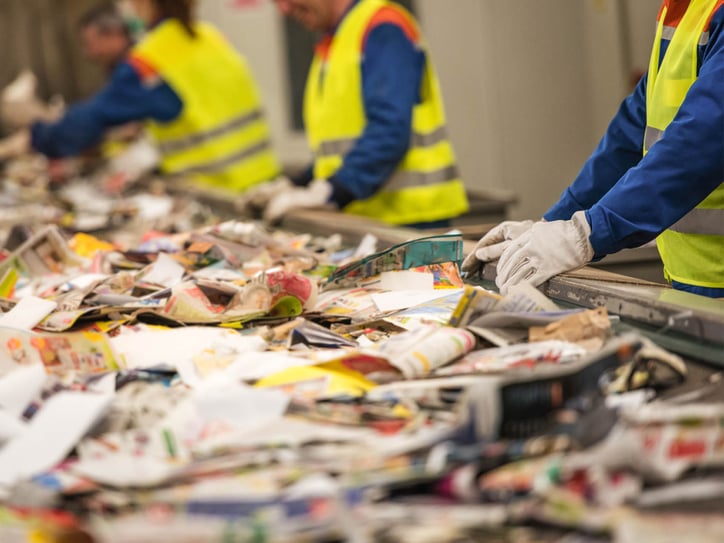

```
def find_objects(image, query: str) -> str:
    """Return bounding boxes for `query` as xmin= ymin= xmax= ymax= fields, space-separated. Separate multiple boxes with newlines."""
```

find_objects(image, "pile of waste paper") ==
xmin=0 ymin=152 xmax=723 ymax=543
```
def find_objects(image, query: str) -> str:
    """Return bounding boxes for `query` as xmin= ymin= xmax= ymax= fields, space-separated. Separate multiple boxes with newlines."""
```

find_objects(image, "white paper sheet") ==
xmin=0 ymin=296 xmax=57 ymax=330
xmin=0 ymin=410 xmax=26 ymax=444
xmin=0 ymin=363 xmax=46 ymax=417
xmin=111 ymin=326 xmax=267 ymax=373
xmin=141 ymin=252 xmax=186 ymax=288
xmin=68 ymin=273 xmax=109 ymax=290
xmin=379 ymin=270 xmax=434 ymax=291
xmin=352 ymin=233 xmax=378 ymax=259
xmin=193 ymin=380 xmax=289 ymax=427
xmin=0 ymin=391 xmax=112 ymax=488
xmin=372 ymin=289 xmax=462 ymax=313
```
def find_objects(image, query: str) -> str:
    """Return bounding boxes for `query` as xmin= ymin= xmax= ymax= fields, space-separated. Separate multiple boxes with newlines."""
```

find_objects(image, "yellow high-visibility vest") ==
xmin=647 ymin=0 xmax=724 ymax=288
xmin=133 ymin=20 xmax=280 ymax=192
xmin=304 ymin=0 xmax=469 ymax=225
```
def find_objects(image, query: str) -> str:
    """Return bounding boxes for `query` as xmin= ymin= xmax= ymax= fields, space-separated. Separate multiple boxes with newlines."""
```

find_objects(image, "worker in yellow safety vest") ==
xmin=246 ymin=0 xmax=469 ymax=228
xmin=464 ymin=0 xmax=724 ymax=299
xmin=12 ymin=0 xmax=280 ymax=193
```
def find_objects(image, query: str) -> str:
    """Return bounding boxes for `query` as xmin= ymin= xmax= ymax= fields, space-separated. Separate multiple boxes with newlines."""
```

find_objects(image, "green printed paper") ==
xmin=324 ymin=234 xmax=464 ymax=290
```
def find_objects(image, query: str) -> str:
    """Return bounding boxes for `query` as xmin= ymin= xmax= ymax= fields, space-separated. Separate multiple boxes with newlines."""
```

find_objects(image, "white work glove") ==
xmin=495 ymin=210 xmax=594 ymax=295
xmin=461 ymin=220 xmax=535 ymax=274
xmin=263 ymin=179 xmax=334 ymax=224
xmin=0 ymin=129 xmax=30 ymax=160
xmin=236 ymin=175 xmax=293 ymax=214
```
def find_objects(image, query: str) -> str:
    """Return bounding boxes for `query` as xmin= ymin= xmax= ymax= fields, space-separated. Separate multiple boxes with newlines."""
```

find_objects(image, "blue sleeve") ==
xmin=544 ymin=76 xmax=647 ymax=221
xmin=327 ymin=23 xmax=425 ymax=207
xmin=586 ymin=16 xmax=724 ymax=258
xmin=292 ymin=164 xmax=314 ymax=187
xmin=30 ymin=63 xmax=182 ymax=159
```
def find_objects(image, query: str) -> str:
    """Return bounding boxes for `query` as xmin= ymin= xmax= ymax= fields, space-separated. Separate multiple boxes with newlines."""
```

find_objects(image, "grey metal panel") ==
xmin=543 ymin=277 xmax=724 ymax=343
xmin=479 ymin=264 xmax=724 ymax=363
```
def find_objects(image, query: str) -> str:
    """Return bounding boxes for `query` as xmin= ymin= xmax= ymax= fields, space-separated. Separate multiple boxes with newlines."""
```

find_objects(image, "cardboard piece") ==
xmin=529 ymin=307 xmax=611 ymax=351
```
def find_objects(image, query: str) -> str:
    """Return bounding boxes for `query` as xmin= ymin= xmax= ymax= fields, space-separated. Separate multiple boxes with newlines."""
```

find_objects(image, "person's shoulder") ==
xmin=124 ymin=54 xmax=163 ymax=88
xmin=194 ymin=21 xmax=228 ymax=44
xmin=706 ymin=0 xmax=724 ymax=30
xmin=363 ymin=4 xmax=421 ymax=48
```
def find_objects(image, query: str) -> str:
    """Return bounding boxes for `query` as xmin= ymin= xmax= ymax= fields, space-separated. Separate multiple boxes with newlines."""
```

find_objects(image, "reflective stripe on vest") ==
xmin=643 ymin=126 xmax=664 ymax=150
xmin=133 ymin=20 xmax=279 ymax=192
xmin=303 ymin=0 xmax=468 ymax=225
xmin=158 ymin=110 xmax=264 ymax=154
xmin=386 ymin=164 xmax=461 ymax=191
xmin=174 ymin=140 xmax=272 ymax=176
xmin=317 ymin=126 xmax=450 ymax=161
xmin=670 ymin=208 xmax=724 ymax=236
xmin=648 ymin=0 xmax=724 ymax=288
xmin=661 ymin=24 xmax=710 ymax=44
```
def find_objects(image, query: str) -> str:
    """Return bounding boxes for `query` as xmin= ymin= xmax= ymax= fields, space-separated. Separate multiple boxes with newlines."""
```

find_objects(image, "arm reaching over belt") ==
xmin=495 ymin=211 xmax=594 ymax=295
xmin=30 ymin=61 xmax=181 ymax=159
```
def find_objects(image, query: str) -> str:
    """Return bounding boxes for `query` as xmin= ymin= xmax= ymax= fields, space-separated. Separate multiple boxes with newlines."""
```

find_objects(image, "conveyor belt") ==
xmin=171 ymin=182 xmax=724 ymax=365
xmin=286 ymin=210 xmax=723 ymax=364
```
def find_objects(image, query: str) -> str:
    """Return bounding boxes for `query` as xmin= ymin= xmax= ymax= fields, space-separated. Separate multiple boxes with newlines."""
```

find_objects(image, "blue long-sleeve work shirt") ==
xmin=545 ymin=5 xmax=724 ymax=295
xmin=31 ymin=61 xmax=182 ymax=158
xmin=295 ymin=1 xmax=426 ymax=212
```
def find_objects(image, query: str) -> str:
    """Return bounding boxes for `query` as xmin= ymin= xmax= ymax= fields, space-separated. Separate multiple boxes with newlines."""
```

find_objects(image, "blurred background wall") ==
xmin=0 ymin=0 xmax=105 ymax=102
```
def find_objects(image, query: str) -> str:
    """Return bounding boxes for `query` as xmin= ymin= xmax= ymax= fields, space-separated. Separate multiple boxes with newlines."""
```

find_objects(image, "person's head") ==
xmin=127 ymin=0 xmax=196 ymax=36
xmin=78 ymin=3 xmax=131 ymax=70
xmin=274 ymin=0 xmax=353 ymax=33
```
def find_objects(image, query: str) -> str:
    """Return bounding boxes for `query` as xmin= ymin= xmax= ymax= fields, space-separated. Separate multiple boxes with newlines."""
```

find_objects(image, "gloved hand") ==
xmin=0 ymin=129 xmax=30 ymax=160
xmin=495 ymin=210 xmax=594 ymax=295
xmin=236 ymin=175 xmax=293 ymax=215
xmin=461 ymin=220 xmax=535 ymax=274
xmin=263 ymin=179 xmax=334 ymax=224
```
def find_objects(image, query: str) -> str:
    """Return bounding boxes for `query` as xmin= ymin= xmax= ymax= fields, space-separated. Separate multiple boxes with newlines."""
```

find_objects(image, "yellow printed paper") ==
xmin=255 ymin=363 xmax=376 ymax=399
